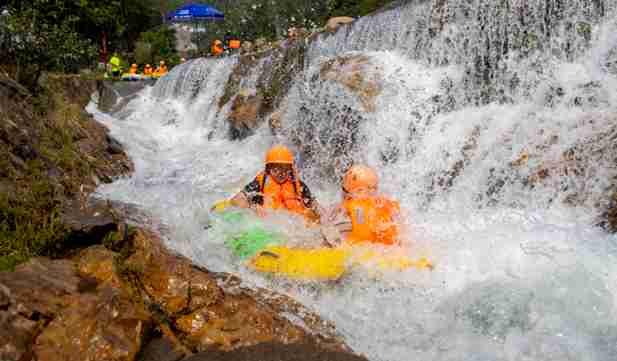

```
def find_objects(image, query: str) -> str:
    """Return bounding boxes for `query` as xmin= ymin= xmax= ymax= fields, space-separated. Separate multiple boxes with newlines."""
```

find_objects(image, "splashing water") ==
xmin=90 ymin=1 xmax=617 ymax=360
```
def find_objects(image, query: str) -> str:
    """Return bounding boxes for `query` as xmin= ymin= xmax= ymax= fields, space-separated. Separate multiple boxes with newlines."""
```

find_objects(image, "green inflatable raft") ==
xmin=214 ymin=210 xmax=285 ymax=259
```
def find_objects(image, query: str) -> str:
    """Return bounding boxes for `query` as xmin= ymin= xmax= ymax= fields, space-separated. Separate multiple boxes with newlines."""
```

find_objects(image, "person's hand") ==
xmin=254 ymin=206 xmax=267 ymax=218
xmin=320 ymin=225 xmax=342 ymax=248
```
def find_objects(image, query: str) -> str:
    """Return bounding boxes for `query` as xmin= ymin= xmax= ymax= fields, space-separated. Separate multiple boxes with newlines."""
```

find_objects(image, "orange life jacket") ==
xmin=212 ymin=42 xmax=224 ymax=56
xmin=342 ymin=196 xmax=400 ymax=245
xmin=144 ymin=67 xmax=153 ymax=75
xmin=129 ymin=67 xmax=138 ymax=75
xmin=255 ymin=172 xmax=306 ymax=215
xmin=157 ymin=65 xmax=167 ymax=74
xmin=229 ymin=39 xmax=241 ymax=49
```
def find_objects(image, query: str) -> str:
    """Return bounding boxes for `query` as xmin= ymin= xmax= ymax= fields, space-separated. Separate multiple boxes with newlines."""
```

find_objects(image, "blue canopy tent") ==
xmin=166 ymin=3 xmax=224 ymax=22
xmin=167 ymin=3 xmax=224 ymax=54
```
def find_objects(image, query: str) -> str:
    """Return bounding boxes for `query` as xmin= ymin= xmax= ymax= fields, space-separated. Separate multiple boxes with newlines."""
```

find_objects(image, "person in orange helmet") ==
xmin=155 ymin=60 xmax=168 ymax=76
xmin=129 ymin=63 xmax=138 ymax=75
xmin=211 ymin=39 xmax=224 ymax=56
xmin=328 ymin=165 xmax=402 ymax=246
xmin=230 ymin=145 xmax=321 ymax=222
xmin=143 ymin=64 xmax=153 ymax=76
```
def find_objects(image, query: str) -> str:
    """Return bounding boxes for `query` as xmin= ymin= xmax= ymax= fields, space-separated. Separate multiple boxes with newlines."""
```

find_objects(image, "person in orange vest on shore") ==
xmin=129 ymin=63 xmax=138 ymax=75
xmin=211 ymin=40 xmax=224 ymax=56
xmin=229 ymin=145 xmax=321 ymax=222
xmin=328 ymin=165 xmax=401 ymax=246
xmin=143 ymin=64 xmax=153 ymax=76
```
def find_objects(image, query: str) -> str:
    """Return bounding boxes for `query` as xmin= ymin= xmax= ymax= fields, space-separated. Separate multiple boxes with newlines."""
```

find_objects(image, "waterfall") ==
xmin=90 ymin=1 xmax=617 ymax=360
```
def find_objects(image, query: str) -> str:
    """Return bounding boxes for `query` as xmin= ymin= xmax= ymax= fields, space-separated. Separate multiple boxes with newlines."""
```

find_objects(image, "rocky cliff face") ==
xmin=0 ymin=74 xmax=132 ymax=270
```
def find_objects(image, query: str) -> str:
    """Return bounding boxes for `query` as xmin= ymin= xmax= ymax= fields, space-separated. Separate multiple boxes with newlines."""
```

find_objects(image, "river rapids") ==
xmin=90 ymin=1 xmax=617 ymax=360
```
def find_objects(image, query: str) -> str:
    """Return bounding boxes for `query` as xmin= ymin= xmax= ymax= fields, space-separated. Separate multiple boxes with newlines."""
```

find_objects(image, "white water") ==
xmin=91 ymin=2 xmax=617 ymax=360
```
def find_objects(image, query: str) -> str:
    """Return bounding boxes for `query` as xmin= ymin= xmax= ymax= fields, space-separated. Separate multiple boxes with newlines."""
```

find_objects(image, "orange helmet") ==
xmin=343 ymin=165 xmax=378 ymax=194
xmin=265 ymin=145 xmax=294 ymax=165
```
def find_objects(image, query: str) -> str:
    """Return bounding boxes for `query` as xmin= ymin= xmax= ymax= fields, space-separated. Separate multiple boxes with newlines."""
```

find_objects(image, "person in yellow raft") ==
xmin=328 ymin=165 xmax=402 ymax=246
xmin=129 ymin=63 xmax=138 ymax=75
xmin=250 ymin=164 xmax=433 ymax=280
xmin=227 ymin=145 xmax=321 ymax=223
xmin=143 ymin=64 xmax=153 ymax=76
xmin=154 ymin=60 xmax=168 ymax=77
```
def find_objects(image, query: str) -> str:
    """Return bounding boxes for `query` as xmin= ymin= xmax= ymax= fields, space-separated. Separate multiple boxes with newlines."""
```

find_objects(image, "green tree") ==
xmin=1 ymin=1 xmax=97 ymax=88
xmin=138 ymin=26 xmax=177 ymax=63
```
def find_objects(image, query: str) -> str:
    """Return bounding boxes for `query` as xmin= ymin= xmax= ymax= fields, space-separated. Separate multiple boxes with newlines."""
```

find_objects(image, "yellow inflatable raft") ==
xmin=250 ymin=245 xmax=433 ymax=281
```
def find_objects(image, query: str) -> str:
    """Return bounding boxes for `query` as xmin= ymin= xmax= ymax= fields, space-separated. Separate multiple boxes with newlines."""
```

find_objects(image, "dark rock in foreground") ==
xmin=184 ymin=342 xmax=368 ymax=361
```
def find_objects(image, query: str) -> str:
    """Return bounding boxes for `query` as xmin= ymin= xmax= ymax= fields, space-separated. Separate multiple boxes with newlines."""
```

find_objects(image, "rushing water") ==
xmin=90 ymin=1 xmax=617 ymax=360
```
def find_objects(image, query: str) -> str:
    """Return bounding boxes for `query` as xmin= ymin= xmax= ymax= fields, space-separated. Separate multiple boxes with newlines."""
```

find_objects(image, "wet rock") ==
xmin=600 ymin=191 xmax=617 ymax=233
xmin=184 ymin=342 xmax=368 ymax=361
xmin=228 ymin=95 xmax=263 ymax=138
xmin=107 ymin=134 xmax=124 ymax=154
xmin=238 ymin=287 xmax=343 ymax=348
xmin=0 ymin=314 xmax=37 ymax=361
xmin=326 ymin=17 xmax=355 ymax=33
xmin=0 ymin=258 xmax=80 ymax=361
xmin=76 ymin=245 xmax=120 ymax=288
xmin=127 ymin=231 xmax=351 ymax=354
xmin=269 ymin=109 xmax=283 ymax=134
xmin=0 ymin=284 xmax=38 ymax=361
xmin=126 ymin=230 xmax=223 ymax=316
xmin=0 ymin=258 xmax=80 ymax=319
xmin=96 ymin=80 xmax=151 ymax=113
xmin=140 ymin=337 xmax=185 ymax=361
xmin=61 ymin=199 xmax=116 ymax=233
xmin=175 ymin=293 xmax=305 ymax=351
xmin=34 ymin=286 xmax=151 ymax=361
xmin=60 ymin=199 xmax=119 ymax=253
xmin=320 ymin=55 xmax=383 ymax=112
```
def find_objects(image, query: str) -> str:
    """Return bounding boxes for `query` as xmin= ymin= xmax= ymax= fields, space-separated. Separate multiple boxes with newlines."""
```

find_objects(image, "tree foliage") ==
xmin=1 ymin=1 xmax=98 ymax=88
xmin=0 ymin=0 xmax=162 ymax=87
xmin=138 ymin=27 xmax=178 ymax=64
xmin=0 ymin=0 xmax=397 ymax=87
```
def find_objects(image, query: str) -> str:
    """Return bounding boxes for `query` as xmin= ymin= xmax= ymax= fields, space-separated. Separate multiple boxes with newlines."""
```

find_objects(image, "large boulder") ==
xmin=124 ymin=230 xmax=223 ymax=317
xmin=0 ymin=284 xmax=38 ymax=361
xmin=0 ymin=227 xmax=364 ymax=361
xmin=175 ymin=293 xmax=305 ymax=351
xmin=320 ymin=54 xmax=383 ymax=112
xmin=0 ymin=258 xmax=81 ymax=319
xmin=34 ymin=286 xmax=151 ymax=361
xmin=0 ymin=258 xmax=82 ymax=361
xmin=76 ymin=245 xmax=121 ymax=288
xmin=125 ymin=230 xmax=351 ymax=354
xmin=228 ymin=94 xmax=264 ymax=138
